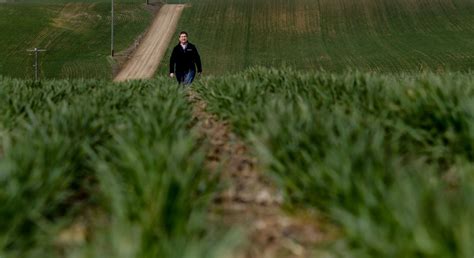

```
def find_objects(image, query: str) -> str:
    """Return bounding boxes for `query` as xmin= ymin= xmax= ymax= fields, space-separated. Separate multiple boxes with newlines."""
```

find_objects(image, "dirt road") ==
xmin=114 ymin=4 xmax=184 ymax=82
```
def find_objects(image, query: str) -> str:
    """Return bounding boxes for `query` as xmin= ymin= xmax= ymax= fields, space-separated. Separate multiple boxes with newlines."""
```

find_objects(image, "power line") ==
xmin=27 ymin=48 xmax=47 ymax=81
xmin=111 ymin=0 xmax=115 ymax=56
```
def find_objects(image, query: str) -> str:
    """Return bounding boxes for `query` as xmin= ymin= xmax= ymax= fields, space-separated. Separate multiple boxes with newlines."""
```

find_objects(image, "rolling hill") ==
xmin=160 ymin=0 xmax=474 ymax=75
xmin=0 ymin=0 xmax=153 ymax=79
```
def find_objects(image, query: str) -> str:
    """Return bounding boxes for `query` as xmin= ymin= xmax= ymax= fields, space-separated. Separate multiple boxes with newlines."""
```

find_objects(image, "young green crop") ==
xmin=0 ymin=77 xmax=237 ymax=258
xmin=158 ymin=0 xmax=474 ymax=76
xmin=197 ymin=67 xmax=474 ymax=257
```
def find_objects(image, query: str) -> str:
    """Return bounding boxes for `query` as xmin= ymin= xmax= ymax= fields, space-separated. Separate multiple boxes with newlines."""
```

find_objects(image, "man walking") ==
xmin=169 ymin=31 xmax=202 ymax=85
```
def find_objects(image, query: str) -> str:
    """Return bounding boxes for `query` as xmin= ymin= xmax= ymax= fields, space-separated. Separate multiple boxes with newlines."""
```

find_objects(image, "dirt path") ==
xmin=113 ymin=4 xmax=184 ymax=82
xmin=188 ymin=90 xmax=337 ymax=258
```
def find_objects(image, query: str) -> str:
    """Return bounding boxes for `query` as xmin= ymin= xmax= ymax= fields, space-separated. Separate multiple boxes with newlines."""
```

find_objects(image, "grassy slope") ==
xmin=158 ymin=0 xmax=474 ymax=75
xmin=0 ymin=0 xmax=152 ymax=79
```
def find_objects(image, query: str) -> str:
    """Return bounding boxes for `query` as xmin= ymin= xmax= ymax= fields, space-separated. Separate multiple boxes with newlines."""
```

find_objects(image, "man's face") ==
xmin=179 ymin=34 xmax=188 ymax=44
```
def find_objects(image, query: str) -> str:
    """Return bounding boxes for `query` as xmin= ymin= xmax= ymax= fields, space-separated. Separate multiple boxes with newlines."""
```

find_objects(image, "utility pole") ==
xmin=111 ymin=0 xmax=115 ymax=56
xmin=27 ymin=48 xmax=46 ymax=81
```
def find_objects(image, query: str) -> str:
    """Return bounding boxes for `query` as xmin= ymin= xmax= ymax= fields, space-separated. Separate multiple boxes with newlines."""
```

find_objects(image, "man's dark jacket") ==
xmin=169 ymin=42 xmax=202 ymax=74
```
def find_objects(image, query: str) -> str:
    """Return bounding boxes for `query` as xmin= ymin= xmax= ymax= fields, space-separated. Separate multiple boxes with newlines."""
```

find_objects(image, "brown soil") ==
xmin=30 ymin=3 xmax=96 ymax=50
xmin=51 ymin=3 xmax=96 ymax=31
xmin=188 ymin=90 xmax=338 ymax=258
xmin=113 ymin=4 xmax=185 ymax=82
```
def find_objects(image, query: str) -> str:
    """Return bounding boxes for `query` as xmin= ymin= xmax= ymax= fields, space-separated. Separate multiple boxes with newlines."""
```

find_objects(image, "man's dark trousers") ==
xmin=176 ymin=70 xmax=196 ymax=85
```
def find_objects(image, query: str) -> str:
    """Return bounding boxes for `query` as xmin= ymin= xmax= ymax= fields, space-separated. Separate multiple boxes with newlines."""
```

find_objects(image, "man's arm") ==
xmin=169 ymin=47 xmax=176 ymax=76
xmin=194 ymin=46 xmax=202 ymax=73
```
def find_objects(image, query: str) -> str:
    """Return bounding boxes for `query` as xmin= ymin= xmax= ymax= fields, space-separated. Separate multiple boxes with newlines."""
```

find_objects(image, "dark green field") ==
xmin=3 ymin=69 xmax=474 ymax=257
xmin=0 ymin=0 xmax=152 ymax=79
xmin=159 ymin=0 xmax=474 ymax=75
xmin=3 ymin=0 xmax=473 ymax=78
xmin=0 ymin=76 xmax=238 ymax=258
xmin=2 ymin=0 xmax=474 ymax=257
xmin=197 ymin=67 xmax=474 ymax=257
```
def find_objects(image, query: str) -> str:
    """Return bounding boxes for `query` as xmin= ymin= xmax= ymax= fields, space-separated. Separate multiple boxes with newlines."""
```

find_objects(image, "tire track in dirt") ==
xmin=114 ymin=4 xmax=184 ymax=82
xmin=188 ymin=90 xmax=338 ymax=258
xmin=29 ymin=3 xmax=96 ymax=50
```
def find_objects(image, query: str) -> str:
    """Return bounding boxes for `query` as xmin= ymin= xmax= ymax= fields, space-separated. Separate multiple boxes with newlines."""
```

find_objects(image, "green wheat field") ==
xmin=1 ymin=0 xmax=474 ymax=257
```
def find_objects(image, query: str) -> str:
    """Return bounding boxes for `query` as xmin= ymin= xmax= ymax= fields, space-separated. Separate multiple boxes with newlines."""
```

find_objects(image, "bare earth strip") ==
xmin=30 ymin=3 xmax=96 ymax=50
xmin=114 ymin=4 xmax=184 ymax=82
xmin=188 ymin=91 xmax=338 ymax=258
